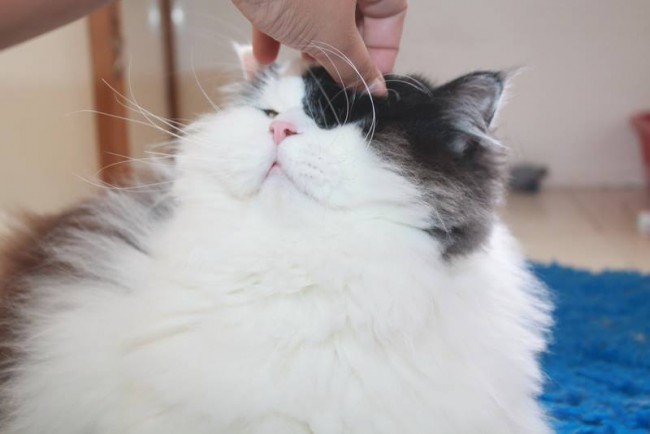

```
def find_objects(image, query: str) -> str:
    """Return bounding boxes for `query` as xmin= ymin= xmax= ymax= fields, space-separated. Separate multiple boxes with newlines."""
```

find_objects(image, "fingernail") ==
xmin=368 ymin=77 xmax=387 ymax=96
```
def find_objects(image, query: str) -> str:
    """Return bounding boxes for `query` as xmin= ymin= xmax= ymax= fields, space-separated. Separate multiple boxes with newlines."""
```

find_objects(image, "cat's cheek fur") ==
xmin=176 ymin=108 xmax=276 ymax=199
xmin=274 ymin=125 xmax=375 ymax=207
xmin=268 ymin=128 xmax=425 ymax=224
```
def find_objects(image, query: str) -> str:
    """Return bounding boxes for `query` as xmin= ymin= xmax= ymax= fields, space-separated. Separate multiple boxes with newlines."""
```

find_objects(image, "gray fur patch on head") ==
xmin=371 ymin=130 xmax=507 ymax=259
xmin=230 ymin=65 xmax=281 ymax=105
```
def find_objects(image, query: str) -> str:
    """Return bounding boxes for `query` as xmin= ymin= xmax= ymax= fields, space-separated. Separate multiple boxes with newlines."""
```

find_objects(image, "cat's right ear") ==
xmin=437 ymin=71 xmax=507 ymax=129
xmin=233 ymin=43 xmax=260 ymax=81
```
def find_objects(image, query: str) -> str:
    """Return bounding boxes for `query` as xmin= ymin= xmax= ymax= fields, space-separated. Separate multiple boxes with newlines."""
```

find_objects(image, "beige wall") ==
xmin=173 ymin=0 xmax=650 ymax=187
xmin=121 ymin=0 xmax=171 ymax=159
xmin=172 ymin=0 xmax=252 ymax=120
xmin=400 ymin=0 xmax=650 ymax=187
xmin=2 ymin=0 xmax=645 ymax=213
xmin=0 ymin=1 xmax=172 ymax=227
xmin=0 ymin=19 xmax=97 ymax=217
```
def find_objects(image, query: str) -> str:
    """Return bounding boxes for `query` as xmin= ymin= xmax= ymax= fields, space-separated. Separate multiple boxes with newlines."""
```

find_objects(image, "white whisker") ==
xmin=309 ymin=42 xmax=377 ymax=146
xmin=191 ymin=48 xmax=222 ymax=112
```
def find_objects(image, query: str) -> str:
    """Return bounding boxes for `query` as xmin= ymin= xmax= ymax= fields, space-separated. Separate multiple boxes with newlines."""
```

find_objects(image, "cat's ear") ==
xmin=438 ymin=71 xmax=507 ymax=128
xmin=233 ymin=43 xmax=260 ymax=81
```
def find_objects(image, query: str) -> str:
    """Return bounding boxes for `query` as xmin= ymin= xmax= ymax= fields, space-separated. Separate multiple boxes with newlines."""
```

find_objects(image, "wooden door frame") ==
xmin=88 ymin=1 xmax=129 ymax=182
xmin=87 ymin=0 xmax=178 ymax=181
xmin=159 ymin=0 xmax=180 ymax=123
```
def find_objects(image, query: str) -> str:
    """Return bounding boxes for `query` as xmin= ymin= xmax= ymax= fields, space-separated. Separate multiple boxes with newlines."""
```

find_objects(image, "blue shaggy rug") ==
xmin=535 ymin=264 xmax=650 ymax=433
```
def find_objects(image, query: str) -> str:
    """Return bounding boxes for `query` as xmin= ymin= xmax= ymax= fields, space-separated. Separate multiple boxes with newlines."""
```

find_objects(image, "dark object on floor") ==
xmin=510 ymin=164 xmax=548 ymax=193
xmin=535 ymin=263 xmax=650 ymax=433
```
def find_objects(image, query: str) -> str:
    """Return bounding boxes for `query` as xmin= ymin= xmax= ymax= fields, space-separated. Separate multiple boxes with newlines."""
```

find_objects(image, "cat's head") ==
xmin=176 ymin=47 xmax=508 ymax=257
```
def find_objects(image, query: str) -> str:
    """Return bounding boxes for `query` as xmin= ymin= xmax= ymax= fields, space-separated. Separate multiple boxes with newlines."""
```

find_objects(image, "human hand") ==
xmin=231 ymin=0 xmax=408 ymax=96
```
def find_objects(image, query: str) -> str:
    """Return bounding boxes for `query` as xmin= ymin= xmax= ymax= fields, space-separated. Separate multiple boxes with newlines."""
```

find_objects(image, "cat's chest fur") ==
xmin=104 ymin=202 xmax=545 ymax=433
xmin=0 ymin=198 xmax=549 ymax=434
xmin=146 ymin=203 xmax=440 ymax=347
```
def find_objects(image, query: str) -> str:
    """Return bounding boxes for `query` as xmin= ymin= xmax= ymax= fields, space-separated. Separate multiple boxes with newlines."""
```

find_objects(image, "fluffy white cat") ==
xmin=0 ymin=50 xmax=552 ymax=433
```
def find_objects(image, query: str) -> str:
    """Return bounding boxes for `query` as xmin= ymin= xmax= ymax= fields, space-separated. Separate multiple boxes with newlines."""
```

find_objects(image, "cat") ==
xmin=0 ymin=48 xmax=552 ymax=434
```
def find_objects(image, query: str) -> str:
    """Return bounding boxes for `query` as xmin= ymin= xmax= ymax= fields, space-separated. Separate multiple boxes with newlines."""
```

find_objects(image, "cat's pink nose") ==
xmin=269 ymin=120 xmax=298 ymax=145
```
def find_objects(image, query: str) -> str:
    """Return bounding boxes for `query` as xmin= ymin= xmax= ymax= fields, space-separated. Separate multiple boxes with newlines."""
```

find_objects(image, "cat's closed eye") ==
xmin=261 ymin=108 xmax=279 ymax=118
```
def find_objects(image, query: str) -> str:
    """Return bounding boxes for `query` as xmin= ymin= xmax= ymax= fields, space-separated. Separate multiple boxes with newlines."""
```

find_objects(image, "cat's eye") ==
xmin=261 ymin=109 xmax=279 ymax=118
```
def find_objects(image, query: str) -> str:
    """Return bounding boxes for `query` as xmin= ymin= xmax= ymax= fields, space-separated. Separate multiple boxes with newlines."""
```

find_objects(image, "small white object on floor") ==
xmin=638 ymin=210 xmax=650 ymax=235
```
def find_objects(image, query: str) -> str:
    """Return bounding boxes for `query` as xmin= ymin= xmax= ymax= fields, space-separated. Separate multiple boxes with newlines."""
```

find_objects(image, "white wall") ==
xmin=0 ymin=0 xmax=172 ymax=227
xmin=0 ymin=20 xmax=98 ymax=216
xmin=400 ymin=0 xmax=650 ymax=187
xmin=173 ymin=0 xmax=650 ymax=187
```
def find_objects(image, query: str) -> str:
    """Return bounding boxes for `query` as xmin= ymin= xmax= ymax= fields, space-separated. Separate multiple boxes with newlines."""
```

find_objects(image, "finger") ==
xmin=367 ymin=46 xmax=400 ymax=75
xmin=306 ymin=32 xmax=387 ymax=95
xmin=358 ymin=0 xmax=407 ymax=73
xmin=252 ymin=28 xmax=280 ymax=65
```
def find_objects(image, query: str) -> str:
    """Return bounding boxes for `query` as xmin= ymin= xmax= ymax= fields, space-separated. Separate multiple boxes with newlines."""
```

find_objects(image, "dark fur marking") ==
xmin=302 ymin=67 xmax=507 ymax=258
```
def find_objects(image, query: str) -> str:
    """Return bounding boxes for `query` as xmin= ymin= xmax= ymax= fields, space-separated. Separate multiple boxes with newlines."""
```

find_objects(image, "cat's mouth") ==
xmin=263 ymin=159 xmax=323 ymax=204
xmin=265 ymin=161 xmax=282 ymax=178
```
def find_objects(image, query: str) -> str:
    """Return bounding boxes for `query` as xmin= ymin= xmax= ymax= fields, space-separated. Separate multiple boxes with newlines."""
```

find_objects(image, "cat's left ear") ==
xmin=233 ymin=43 xmax=261 ymax=81
xmin=439 ymin=71 xmax=507 ymax=128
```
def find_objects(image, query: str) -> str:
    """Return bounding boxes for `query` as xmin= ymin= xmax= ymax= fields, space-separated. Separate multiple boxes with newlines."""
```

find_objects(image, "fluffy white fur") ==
xmin=1 ymin=60 xmax=552 ymax=433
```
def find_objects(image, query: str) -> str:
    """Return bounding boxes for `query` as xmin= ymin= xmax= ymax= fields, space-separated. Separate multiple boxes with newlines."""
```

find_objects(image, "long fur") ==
xmin=0 ymin=56 xmax=552 ymax=433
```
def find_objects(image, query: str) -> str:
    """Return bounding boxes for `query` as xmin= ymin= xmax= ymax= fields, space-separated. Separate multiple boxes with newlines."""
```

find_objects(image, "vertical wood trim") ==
xmin=159 ymin=0 xmax=180 ymax=122
xmin=88 ymin=1 xmax=130 ymax=182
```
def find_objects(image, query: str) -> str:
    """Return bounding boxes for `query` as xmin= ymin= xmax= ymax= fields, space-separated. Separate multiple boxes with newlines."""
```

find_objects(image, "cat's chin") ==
xmin=258 ymin=164 xmax=330 ymax=210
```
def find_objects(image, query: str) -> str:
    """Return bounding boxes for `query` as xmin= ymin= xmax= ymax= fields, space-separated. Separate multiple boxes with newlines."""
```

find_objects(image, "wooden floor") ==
xmin=501 ymin=188 xmax=650 ymax=273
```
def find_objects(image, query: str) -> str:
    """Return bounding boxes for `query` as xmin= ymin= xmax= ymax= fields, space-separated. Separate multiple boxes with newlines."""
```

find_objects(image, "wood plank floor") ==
xmin=501 ymin=188 xmax=650 ymax=273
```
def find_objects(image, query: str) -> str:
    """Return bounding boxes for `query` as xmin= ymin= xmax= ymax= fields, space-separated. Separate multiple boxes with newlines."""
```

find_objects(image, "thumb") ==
xmin=306 ymin=33 xmax=387 ymax=96
xmin=252 ymin=28 xmax=280 ymax=65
